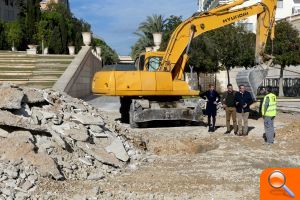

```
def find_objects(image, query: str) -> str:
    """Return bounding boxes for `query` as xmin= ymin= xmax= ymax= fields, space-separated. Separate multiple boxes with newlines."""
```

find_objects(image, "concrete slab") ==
xmin=105 ymin=138 xmax=129 ymax=162
xmin=71 ymin=113 xmax=104 ymax=126
xmin=77 ymin=142 xmax=122 ymax=167
xmin=22 ymin=88 xmax=45 ymax=103
xmin=0 ymin=87 xmax=24 ymax=109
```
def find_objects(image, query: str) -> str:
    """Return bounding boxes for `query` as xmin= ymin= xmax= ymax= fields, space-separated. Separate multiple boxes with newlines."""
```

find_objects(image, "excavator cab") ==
xmin=134 ymin=52 xmax=165 ymax=71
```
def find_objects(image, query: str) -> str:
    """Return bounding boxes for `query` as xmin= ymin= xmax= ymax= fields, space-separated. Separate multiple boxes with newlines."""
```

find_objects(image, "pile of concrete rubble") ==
xmin=0 ymin=84 xmax=140 ymax=199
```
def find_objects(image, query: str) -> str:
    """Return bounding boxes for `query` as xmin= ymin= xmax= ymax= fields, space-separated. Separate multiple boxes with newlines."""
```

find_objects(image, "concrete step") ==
xmin=0 ymin=51 xmax=74 ymax=89
xmin=38 ymin=55 xmax=75 ymax=59
xmin=25 ymin=81 xmax=56 ymax=89
xmin=0 ymin=60 xmax=36 ymax=63
xmin=0 ymin=51 xmax=28 ymax=56
xmin=37 ymin=60 xmax=73 ymax=64
xmin=0 ymin=60 xmax=72 ymax=64
xmin=0 ymin=66 xmax=36 ymax=70
xmin=36 ymin=63 xmax=71 ymax=67
xmin=0 ymin=56 xmax=36 ymax=59
xmin=35 ymin=67 xmax=68 ymax=72
xmin=0 ymin=78 xmax=58 ymax=81
xmin=0 ymin=72 xmax=32 ymax=76
xmin=0 ymin=51 xmax=73 ymax=57
xmin=31 ymin=75 xmax=62 ymax=80
xmin=0 ymin=71 xmax=64 ymax=76
xmin=0 ymin=80 xmax=56 ymax=89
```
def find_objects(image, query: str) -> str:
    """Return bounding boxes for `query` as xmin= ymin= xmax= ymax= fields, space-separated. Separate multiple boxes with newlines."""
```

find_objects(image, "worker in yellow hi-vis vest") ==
xmin=261 ymin=86 xmax=277 ymax=144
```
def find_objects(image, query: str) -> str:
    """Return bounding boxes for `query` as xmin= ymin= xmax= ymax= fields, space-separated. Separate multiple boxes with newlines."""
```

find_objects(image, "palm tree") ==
xmin=138 ymin=14 xmax=164 ymax=34
xmin=131 ymin=14 xmax=165 ymax=58
xmin=131 ymin=35 xmax=153 ymax=59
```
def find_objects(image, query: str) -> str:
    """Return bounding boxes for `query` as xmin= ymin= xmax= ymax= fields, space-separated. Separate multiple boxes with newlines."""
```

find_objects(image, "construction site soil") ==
xmin=36 ymin=96 xmax=298 ymax=200
xmin=1 ymin=92 xmax=299 ymax=199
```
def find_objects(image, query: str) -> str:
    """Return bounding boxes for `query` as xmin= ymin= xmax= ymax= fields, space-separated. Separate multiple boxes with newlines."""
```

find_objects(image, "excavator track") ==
xmin=236 ymin=68 xmax=268 ymax=100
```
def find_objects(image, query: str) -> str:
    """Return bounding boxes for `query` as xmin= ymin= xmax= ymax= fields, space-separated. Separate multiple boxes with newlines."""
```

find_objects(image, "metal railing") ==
xmin=258 ymin=78 xmax=300 ymax=97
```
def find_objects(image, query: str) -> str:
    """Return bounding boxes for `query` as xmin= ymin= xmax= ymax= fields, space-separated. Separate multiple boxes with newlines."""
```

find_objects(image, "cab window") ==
xmin=148 ymin=56 xmax=162 ymax=71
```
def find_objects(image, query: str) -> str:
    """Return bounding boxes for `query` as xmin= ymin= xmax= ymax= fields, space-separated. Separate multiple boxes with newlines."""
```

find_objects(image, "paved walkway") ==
xmin=84 ymin=95 xmax=120 ymax=112
xmin=277 ymin=101 xmax=300 ymax=113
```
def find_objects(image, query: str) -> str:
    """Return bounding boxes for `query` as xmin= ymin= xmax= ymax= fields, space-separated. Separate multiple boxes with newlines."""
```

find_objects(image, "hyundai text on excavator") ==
xmin=92 ymin=0 xmax=277 ymax=128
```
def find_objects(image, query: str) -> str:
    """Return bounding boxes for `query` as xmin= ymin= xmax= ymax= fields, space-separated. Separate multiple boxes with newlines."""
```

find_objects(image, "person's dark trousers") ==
xmin=208 ymin=114 xmax=216 ymax=131
xmin=264 ymin=116 xmax=275 ymax=143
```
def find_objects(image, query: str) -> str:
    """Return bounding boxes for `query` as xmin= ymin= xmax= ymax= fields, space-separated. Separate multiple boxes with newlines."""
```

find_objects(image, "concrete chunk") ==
xmin=64 ymin=125 xmax=89 ymax=142
xmin=89 ymin=125 xmax=103 ymax=133
xmin=0 ymin=87 xmax=24 ymax=109
xmin=22 ymin=88 xmax=45 ymax=104
xmin=77 ymin=142 xmax=122 ymax=167
xmin=89 ymin=130 xmax=108 ymax=138
xmin=105 ymin=138 xmax=129 ymax=162
xmin=0 ymin=128 xmax=9 ymax=138
xmin=9 ymin=131 xmax=33 ymax=143
xmin=71 ymin=113 xmax=104 ymax=125
xmin=13 ymin=103 xmax=31 ymax=117
xmin=87 ymin=172 xmax=105 ymax=180
xmin=49 ymin=130 xmax=70 ymax=150
xmin=21 ymin=181 xmax=34 ymax=191
xmin=0 ymin=110 xmax=48 ymax=132
xmin=0 ymin=135 xmax=63 ymax=180
xmin=78 ymin=157 xmax=93 ymax=166
xmin=4 ymin=167 xmax=19 ymax=179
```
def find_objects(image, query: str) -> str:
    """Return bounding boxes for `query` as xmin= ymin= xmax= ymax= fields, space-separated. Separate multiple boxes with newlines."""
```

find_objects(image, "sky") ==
xmin=70 ymin=0 xmax=198 ymax=55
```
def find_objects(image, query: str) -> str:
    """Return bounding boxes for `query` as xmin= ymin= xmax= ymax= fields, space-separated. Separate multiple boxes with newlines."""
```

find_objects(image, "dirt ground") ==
xmin=37 ymin=97 xmax=300 ymax=199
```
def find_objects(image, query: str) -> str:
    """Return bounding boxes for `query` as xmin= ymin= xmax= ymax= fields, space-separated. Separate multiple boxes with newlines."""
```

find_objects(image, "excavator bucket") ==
xmin=236 ymin=68 xmax=268 ymax=100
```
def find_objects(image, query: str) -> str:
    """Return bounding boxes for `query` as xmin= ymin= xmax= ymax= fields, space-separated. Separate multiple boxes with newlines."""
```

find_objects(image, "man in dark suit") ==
xmin=200 ymin=84 xmax=220 ymax=132
xmin=234 ymin=84 xmax=254 ymax=136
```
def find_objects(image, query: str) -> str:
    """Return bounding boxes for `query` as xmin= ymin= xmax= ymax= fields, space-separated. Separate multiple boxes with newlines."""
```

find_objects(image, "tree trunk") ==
xmin=226 ymin=68 xmax=230 ymax=85
xmin=279 ymin=65 xmax=284 ymax=97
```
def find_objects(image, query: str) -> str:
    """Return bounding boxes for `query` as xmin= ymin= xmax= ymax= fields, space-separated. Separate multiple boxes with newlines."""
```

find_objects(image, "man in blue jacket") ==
xmin=234 ymin=85 xmax=253 ymax=136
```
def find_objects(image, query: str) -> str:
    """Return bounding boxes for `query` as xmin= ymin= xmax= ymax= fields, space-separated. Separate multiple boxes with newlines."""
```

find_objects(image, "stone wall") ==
xmin=53 ymin=46 xmax=102 ymax=98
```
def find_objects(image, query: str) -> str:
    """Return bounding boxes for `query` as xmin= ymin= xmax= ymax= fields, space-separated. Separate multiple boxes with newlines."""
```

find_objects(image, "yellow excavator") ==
xmin=92 ymin=0 xmax=277 ymax=128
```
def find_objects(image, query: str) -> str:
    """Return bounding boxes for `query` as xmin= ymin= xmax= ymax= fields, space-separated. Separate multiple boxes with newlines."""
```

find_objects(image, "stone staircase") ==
xmin=0 ymin=51 xmax=74 ymax=88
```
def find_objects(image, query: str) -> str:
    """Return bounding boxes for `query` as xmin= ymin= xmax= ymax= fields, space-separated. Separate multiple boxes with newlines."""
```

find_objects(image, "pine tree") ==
xmin=24 ymin=0 xmax=41 ymax=44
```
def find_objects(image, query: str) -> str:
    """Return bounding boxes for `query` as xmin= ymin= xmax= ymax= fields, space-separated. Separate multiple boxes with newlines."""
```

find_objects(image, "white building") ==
xmin=202 ymin=0 xmax=300 ymax=32
xmin=40 ymin=0 xmax=70 ymax=11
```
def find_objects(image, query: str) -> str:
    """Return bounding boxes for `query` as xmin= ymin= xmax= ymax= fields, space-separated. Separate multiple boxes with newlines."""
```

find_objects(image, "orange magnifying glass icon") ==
xmin=268 ymin=170 xmax=295 ymax=198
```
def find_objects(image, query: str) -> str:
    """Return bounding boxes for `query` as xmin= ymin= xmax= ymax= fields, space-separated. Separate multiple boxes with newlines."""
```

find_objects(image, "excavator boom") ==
xmin=160 ymin=0 xmax=277 ymax=81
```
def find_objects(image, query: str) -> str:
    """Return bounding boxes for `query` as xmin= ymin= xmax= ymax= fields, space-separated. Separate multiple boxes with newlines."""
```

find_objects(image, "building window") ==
xmin=4 ymin=10 xmax=9 ymax=20
xmin=277 ymin=0 xmax=283 ymax=8
xmin=292 ymin=6 xmax=300 ymax=15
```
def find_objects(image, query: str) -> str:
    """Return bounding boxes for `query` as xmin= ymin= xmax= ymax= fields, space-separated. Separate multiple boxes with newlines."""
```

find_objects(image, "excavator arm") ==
xmin=160 ymin=0 xmax=277 ymax=80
